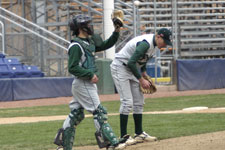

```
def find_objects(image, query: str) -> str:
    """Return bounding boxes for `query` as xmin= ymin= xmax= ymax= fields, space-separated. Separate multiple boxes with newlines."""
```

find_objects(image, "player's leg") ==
xmin=131 ymin=80 xmax=157 ymax=143
xmin=54 ymin=78 xmax=88 ymax=150
xmin=93 ymin=104 xmax=126 ymax=149
xmin=73 ymin=79 xmax=125 ymax=149
xmin=117 ymin=79 xmax=133 ymax=138
xmin=54 ymin=104 xmax=84 ymax=150
xmin=130 ymin=79 xmax=144 ymax=135
xmin=110 ymin=63 xmax=136 ymax=146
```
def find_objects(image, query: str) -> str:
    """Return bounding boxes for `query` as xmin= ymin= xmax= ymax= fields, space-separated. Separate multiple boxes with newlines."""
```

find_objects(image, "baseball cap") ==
xmin=157 ymin=28 xmax=172 ymax=46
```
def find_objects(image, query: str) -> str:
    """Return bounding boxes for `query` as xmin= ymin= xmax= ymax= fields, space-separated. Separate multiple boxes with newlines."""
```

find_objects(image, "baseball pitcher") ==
xmin=110 ymin=28 xmax=172 ymax=146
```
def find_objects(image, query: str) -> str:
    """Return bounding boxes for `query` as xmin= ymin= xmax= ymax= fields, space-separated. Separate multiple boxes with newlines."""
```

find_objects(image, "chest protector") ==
xmin=69 ymin=37 xmax=97 ymax=73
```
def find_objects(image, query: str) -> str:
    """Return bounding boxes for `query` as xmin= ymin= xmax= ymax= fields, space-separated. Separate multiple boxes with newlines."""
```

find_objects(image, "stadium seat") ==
xmin=4 ymin=58 xmax=21 ymax=64
xmin=0 ymin=53 xmax=5 ymax=58
xmin=0 ymin=64 xmax=14 ymax=78
xmin=0 ymin=58 xmax=5 ymax=64
xmin=23 ymin=65 xmax=44 ymax=77
xmin=8 ymin=64 xmax=29 ymax=78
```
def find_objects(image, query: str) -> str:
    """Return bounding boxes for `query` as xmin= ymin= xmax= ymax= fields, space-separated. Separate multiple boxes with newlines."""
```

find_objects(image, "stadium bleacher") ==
xmin=0 ymin=58 xmax=5 ymax=64
xmin=0 ymin=53 xmax=72 ymax=101
xmin=0 ymin=64 xmax=14 ymax=78
xmin=0 ymin=53 xmax=5 ymax=58
xmin=0 ymin=54 xmax=44 ymax=78
xmin=4 ymin=58 xmax=21 ymax=64
xmin=23 ymin=65 xmax=44 ymax=78
xmin=8 ymin=64 xmax=30 ymax=78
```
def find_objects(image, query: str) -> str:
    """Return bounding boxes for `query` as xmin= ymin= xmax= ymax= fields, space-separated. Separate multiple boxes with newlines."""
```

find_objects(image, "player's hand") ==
xmin=114 ymin=24 xmax=121 ymax=32
xmin=112 ymin=10 xmax=124 ymax=32
xmin=139 ymin=77 xmax=151 ymax=89
xmin=91 ymin=74 xmax=98 ymax=83
xmin=141 ymin=72 xmax=153 ymax=85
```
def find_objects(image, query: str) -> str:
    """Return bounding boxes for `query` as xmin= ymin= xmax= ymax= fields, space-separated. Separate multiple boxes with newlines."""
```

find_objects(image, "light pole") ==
xmin=0 ymin=21 xmax=5 ymax=54
xmin=133 ymin=0 xmax=140 ymax=37
xmin=103 ymin=0 xmax=115 ymax=60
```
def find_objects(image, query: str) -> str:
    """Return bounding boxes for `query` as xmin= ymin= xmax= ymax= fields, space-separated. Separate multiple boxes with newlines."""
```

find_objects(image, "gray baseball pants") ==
xmin=110 ymin=59 xmax=144 ymax=115
xmin=63 ymin=78 xmax=100 ymax=129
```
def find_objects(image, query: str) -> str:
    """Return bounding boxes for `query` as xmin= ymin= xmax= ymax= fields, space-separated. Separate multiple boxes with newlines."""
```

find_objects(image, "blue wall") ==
xmin=177 ymin=59 xmax=225 ymax=91
xmin=0 ymin=77 xmax=73 ymax=101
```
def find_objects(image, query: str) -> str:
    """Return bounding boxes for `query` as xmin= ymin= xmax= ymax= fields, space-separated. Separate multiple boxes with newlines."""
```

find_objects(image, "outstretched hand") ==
xmin=114 ymin=24 xmax=121 ymax=32
xmin=112 ymin=10 xmax=124 ymax=32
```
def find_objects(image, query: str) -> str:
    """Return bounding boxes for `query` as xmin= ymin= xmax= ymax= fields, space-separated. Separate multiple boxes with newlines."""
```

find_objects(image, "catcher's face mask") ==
xmin=80 ymin=21 xmax=94 ymax=35
xmin=69 ymin=14 xmax=94 ymax=36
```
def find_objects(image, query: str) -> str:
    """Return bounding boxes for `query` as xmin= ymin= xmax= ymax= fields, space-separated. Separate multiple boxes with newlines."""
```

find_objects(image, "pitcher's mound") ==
xmin=74 ymin=131 xmax=225 ymax=150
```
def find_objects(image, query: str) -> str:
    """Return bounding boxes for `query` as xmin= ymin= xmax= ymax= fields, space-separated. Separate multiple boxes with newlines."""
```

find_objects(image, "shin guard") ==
xmin=93 ymin=104 xmax=119 ymax=148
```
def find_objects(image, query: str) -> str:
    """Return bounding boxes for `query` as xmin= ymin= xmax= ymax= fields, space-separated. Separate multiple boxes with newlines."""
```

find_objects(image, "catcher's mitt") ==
xmin=140 ymin=75 xmax=157 ymax=94
xmin=111 ymin=10 xmax=124 ymax=27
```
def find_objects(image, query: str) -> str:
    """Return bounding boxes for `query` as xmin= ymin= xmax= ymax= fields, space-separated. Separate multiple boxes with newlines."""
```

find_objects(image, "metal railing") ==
xmin=1 ymin=0 xmax=224 ymax=79
xmin=0 ymin=20 xmax=5 ymax=54
xmin=0 ymin=5 xmax=71 ymax=76
xmin=0 ymin=7 xmax=70 ymax=51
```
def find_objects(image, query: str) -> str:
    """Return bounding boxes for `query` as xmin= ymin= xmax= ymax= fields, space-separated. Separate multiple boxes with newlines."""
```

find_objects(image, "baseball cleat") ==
xmin=125 ymin=136 xmax=136 ymax=146
xmin=56 ymin=146 xmax=63 ymax=150
xmin=134 ymin=132 xmax=157 ymax=143
xmin=120 ymin=134 xmax=136 ymax=146
xmin=107 ymin=143 xmax=126 ymax=150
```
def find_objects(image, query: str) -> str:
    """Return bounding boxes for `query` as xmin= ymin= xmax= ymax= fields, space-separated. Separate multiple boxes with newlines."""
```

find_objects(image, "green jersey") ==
xmin=68 ymin=32 xmax=119 ymax=80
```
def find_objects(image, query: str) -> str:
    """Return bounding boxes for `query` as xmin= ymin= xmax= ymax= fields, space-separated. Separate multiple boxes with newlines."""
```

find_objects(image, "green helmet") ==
xmin=69 ymin=14 xmax=93 ymax=36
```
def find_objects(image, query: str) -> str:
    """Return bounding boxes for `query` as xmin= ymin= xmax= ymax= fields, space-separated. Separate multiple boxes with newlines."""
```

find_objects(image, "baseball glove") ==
xmin=111 ymin=10 xmax=124 ymax=27
xmin=140 ymin=75 xmax=157 ymax=94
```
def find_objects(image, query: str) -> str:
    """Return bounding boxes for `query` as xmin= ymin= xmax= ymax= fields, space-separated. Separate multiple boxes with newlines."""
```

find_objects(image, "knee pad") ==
xmin=93 ymin=104 xmax=119 ymax=147
xmin=93 ymin=104 xmax=108 ymax=125
xmin=69 ymin=107 xmax=85 ymax=126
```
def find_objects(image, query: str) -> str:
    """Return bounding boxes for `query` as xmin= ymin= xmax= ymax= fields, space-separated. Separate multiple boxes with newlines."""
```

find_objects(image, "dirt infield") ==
xmin=1 ymin=87 xmax=225 ymax=150
xmin=1 ymin=107 xmax=225 ymax=125
xmin=73 ymin=130 xmax=225 ymax=150
xmin=1 ymin=87 xmax=225 ymax=109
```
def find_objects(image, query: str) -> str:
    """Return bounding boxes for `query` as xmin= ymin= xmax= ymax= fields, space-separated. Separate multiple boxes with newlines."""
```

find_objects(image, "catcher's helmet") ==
xmin=69 ymin=14 xmax=93 ymax=36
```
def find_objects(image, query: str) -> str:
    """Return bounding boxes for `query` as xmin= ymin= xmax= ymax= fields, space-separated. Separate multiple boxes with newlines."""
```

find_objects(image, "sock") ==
xmin=133 ymin=114 xmax=143 ymax=135
xmin=120 ymin=114 xmax=128 ymax=138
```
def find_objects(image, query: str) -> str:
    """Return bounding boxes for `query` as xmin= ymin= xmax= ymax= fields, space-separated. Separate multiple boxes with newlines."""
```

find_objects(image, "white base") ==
xmin=182 ymin=106 xmax=209 ymax=111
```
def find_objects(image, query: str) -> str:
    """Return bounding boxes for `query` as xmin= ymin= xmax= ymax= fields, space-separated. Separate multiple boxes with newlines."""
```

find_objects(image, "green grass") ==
xmin=1 ymin=94 xmax=225 ymax=118
xmin=144 ymin=94 xmax=225 ymax=111
xmin=1 ymin=93 xmax=225 ymax=150
xmin=1 ymin=113 xmax=225 ymax=150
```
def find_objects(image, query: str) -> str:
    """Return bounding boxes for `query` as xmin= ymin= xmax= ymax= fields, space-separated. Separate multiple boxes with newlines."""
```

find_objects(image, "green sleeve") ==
xmin=68 ymin=45 xmax=94 ymax=80
xmin=95 ymin=32 xmax=119 ymax=52
xmin=127 ymin=41 xmax=150 ymax=79
xmin=140 ymin=64 xmax=147 ymax=72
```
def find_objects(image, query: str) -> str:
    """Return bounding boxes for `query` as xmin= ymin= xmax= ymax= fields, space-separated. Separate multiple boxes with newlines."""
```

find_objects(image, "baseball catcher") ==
xmin=54 ymin=14 xmax=125 ymax=150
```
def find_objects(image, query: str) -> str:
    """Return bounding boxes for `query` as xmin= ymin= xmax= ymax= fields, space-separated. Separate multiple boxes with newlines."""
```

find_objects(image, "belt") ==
xmin=114 ymin=58 xmax=127 ymax=66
